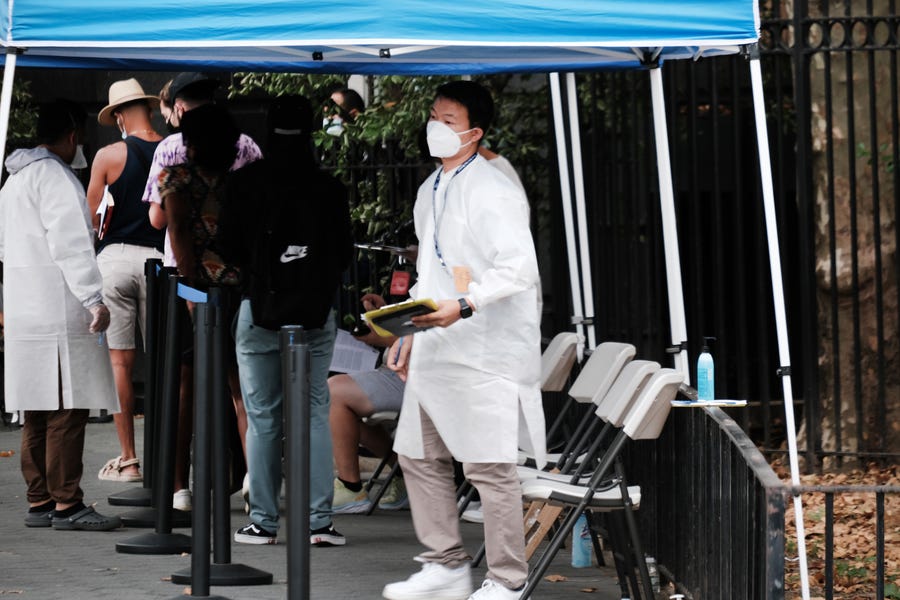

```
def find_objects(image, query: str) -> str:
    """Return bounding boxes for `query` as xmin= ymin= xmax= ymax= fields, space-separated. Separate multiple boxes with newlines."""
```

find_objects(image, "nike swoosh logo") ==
xmin=280 ymin=245 xmax=309 ymax=263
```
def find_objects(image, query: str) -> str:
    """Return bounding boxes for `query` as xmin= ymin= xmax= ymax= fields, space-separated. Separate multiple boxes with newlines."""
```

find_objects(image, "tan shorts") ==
xmin=97 ymin=243 xmax=164 ymax=350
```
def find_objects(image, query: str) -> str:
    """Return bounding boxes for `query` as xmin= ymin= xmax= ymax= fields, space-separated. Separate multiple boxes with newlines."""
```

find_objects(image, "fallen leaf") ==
xmin=545 ymin=574 xmax=568 ymax=582
xmin=0 ymin=450 xmax=14 ymax=457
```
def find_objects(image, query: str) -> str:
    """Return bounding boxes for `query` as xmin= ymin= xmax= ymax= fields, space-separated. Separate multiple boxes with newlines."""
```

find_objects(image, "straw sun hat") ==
xmin=97 ymin=78 xmax=159 ymax=126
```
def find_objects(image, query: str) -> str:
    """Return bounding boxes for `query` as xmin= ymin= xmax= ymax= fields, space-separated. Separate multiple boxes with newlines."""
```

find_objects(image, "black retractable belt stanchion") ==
xmin=119 ymin=268 xmax=191 ymax=528
xmin=172 ymin=288 xmax=271 ymax=588
xmin=121 ymin=270 xmax=191 ymax=527
xmin=171 ymin=291 xmax=228 ymax=600
xmin=109 ymin=258 xmax=163 ymax=508
xmin=282 ymin=325 xmax=310 ymax=600
xmin=117 ymin=274 xmax=192 ymax=554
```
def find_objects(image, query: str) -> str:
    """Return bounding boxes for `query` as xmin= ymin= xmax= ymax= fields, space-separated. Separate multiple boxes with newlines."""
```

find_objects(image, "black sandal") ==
xmin=52 ymin=505 xmax=122 ymax=531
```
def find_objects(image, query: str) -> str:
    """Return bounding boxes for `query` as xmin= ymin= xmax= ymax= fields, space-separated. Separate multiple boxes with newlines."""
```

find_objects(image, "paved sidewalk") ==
xmin=0 ymin=417 xmax=623 ymax=599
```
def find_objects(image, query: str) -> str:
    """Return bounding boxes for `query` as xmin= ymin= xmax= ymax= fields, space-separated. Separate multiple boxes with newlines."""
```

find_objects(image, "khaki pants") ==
xmin=398 ymin=409 xmax=527 ymax=590
xmin=21 ymin=408 xmax=89 ymax=505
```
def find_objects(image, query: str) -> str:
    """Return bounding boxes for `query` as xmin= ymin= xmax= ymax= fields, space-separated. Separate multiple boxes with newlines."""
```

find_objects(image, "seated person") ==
xmin=329 ymin=292 xmax=408 ymax=513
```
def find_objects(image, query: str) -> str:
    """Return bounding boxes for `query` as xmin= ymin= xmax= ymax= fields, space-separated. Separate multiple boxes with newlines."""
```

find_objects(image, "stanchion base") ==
xmin=120 ymin=506 xmax=192 ymax=529
xmin=116 ymin=531 xmax=192 ymax=555
xmin=171 ymin=563 xmax=274 ymax=586
xmin=170 ymin=594 xmax=230 ymax=600
xmin=108 ymin=486 xmax=153 ymax=507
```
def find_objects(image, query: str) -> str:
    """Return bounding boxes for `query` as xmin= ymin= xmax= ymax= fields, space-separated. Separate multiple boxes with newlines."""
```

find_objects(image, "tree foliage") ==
xmin=229 ymin=73 xmax=552 ymax=242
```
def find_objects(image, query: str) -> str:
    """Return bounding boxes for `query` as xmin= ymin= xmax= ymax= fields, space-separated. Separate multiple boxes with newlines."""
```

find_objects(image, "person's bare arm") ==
xmin=86 ymin=144 xmax=125 ymax=231
xmin=149 ymin=201 xmax=167 ymax=229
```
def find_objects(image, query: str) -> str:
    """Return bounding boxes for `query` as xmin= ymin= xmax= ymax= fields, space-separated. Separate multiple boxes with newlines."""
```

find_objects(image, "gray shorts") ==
xmin=348 ymin=365 xmax=405 ymax=413
xmin=97 ymin=243 xmax=164 ymax=350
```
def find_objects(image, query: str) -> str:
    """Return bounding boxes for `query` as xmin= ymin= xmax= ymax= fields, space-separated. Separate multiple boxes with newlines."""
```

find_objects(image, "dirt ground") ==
xmin=773 ymin=461 xmax=900 ymax=600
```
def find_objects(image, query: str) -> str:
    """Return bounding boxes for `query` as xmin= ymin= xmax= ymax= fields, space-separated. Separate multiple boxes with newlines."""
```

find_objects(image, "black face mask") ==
xmin=165 ymin=122 xmax=180 ymax=135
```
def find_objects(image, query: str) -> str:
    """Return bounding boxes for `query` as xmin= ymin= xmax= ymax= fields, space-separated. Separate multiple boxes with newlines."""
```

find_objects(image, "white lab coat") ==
xmin=0 ymin=148 xmax=118 ymax=412
xmin=394 ymin=155 xmax=546 ymax=467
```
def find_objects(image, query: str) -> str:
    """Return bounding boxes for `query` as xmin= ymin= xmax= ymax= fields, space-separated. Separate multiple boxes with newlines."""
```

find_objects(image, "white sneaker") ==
xmin=461 ymin=501 xmax=483 ymax=524
xmin=382 ymin=561 xmax=473 ymax=600
xmin=468 ymin=579 xmax=523 ymax=600
xmin=173 ymin=489 xmax=192 ymax=512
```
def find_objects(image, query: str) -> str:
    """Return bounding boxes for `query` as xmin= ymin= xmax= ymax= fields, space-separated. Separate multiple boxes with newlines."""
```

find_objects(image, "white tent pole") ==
xmin=648 ymin=66 xmax=690 ymax=381
xmin=564 ymin=73 xmax=597 ymax=350
xmin=550 ymin=72 xmax=587 ymax=357
xmin=750 ymin=55 xmax=811 ymax=600
xmin=0 ymin=51 xmax=18 ymax=173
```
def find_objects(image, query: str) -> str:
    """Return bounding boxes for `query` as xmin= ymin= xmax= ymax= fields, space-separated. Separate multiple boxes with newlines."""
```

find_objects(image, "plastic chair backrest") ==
xmin=567 ymin=342 xmax=636 ymax=405
xmin=595 ymin=360 xmax=660 ymax=426
xmin=622 ymin=368 xmax=684 ymax=440
xmin=540 ymin=332 xmax=582 ymax=391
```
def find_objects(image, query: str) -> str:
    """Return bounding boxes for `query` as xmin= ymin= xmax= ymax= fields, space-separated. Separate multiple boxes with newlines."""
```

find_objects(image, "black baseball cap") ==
xmin=169 ymin=72 xmax=220 ymax=102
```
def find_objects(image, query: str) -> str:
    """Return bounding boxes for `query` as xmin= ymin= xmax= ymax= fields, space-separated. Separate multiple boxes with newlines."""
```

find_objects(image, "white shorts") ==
xmin=97 ymin=243 xmax=164 ymax=350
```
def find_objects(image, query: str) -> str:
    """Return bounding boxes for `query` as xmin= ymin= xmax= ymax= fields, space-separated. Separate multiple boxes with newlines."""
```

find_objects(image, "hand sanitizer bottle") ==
xmin=571 ymin=512 xmax=592 ymax=567
xmin=697 ymin=336 xmax=715 ymax=401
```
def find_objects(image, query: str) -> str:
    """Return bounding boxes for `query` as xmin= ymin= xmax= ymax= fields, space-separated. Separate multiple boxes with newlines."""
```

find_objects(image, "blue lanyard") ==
xmin=432 ymin=152 xmax=478 ymax=274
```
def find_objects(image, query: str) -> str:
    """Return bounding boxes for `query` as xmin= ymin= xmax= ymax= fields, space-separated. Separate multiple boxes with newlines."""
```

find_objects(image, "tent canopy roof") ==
xmin=1 ymin=0 xmax=759 ymax=74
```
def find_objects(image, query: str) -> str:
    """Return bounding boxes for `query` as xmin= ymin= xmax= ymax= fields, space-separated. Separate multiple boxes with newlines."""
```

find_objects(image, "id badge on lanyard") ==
xmin=432 ymin=153 xmax=478 ymax=290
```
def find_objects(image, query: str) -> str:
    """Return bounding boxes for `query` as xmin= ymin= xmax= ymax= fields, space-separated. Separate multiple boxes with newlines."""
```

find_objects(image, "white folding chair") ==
xmin=542 ymin=341 xmax=636 ymax=471
xmin=520 ymin=368 xmax=684 ymax=600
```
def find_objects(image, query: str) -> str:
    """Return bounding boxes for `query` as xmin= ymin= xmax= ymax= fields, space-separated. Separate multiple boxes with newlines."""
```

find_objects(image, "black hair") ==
xmin=334 ymin=88 xmax=365 ymax=116
xmin=434 ymin=81 xmax=494 ymax=136
xmin=180 ymin=103 xmax=239 ymax=172
xmin=36 ymin=99 xmax=87 ymax=145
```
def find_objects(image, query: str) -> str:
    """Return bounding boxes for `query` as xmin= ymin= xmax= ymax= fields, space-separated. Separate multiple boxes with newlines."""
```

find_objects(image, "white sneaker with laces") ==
xmin=382 ymin=561 xmax=473 ymax=600
xmin=467 ymin=579 xmax=524 ymax=600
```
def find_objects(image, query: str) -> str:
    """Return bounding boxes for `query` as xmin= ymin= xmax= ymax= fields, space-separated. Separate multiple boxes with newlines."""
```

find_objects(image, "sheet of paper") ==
xmin=329 ymin=328 xmax=381 ymax=374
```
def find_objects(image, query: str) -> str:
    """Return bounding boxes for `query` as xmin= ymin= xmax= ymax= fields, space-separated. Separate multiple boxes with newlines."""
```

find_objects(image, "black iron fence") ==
xmin=788 ymin=483 xmax=900 ymax=599
xmin=622 ymin=406 xmax=786 ymax=599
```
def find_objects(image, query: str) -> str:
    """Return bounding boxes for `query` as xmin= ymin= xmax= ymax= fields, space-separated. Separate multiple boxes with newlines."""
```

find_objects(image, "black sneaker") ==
xmin=309 ymin=523 xmax=346 ymax=547
xmin=234 ymin=522 xmax=277 ymax=545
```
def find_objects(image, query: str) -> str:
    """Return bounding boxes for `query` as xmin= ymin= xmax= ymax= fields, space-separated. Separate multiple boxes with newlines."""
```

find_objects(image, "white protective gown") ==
xmin=0 ymin=148 xmax=118 ymax=412
xmin=394 ymin=154 xmax=547 ymax=467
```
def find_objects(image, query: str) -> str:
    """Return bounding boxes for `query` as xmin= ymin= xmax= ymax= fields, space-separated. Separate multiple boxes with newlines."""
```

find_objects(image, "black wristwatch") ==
xmin=458 ymin=298 xmax=473 ymax=319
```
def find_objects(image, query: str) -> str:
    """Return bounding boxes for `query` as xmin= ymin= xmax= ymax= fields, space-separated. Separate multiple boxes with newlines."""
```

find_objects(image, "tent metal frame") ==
xmin=0 ymin=27 xmax=811 ymax=596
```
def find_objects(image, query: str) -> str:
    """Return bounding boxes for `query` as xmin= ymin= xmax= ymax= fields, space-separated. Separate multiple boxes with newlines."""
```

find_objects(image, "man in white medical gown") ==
xmin=384 ymin=81 xmax=545 ymax=600
xmin=0 ymin=99 xmax=120 ymax=531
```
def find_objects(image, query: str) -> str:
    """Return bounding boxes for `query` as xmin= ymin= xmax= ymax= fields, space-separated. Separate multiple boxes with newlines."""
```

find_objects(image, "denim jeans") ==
xmin=234 ymin=299 xmax=336 ymax=532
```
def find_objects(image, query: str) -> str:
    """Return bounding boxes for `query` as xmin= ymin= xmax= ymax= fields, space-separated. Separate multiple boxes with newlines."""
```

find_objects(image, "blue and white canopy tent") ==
xmin=0 ymin=1 xmax=808 ymax=595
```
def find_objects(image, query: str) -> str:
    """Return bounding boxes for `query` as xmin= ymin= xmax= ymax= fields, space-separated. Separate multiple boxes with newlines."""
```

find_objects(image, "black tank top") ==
xmin=98 ymin=136 xmax=164 ymax=253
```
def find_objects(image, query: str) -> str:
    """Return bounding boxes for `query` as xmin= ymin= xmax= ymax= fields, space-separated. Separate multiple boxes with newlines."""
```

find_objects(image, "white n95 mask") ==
xmin=426 ymin=120 xmax=475 ymax=158
xmin=70 ymin=144 xmax=87 ymax=169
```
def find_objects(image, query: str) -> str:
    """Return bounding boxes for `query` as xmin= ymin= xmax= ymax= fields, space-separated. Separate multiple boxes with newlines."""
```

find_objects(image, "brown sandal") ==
xmin=98 ymin=456 xmax=142 ymax=482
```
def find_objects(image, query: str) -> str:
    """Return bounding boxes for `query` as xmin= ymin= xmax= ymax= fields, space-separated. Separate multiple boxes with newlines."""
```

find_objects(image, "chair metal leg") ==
xmin=614 ymin=459 xmax=654 ymax=599
xmin=365 ymin=461 xmax=401 ymax=515
xmin=363 ymin=454 xmax=391 ymax=493
xmin=520 ymin=432 xmax=626 ymax=600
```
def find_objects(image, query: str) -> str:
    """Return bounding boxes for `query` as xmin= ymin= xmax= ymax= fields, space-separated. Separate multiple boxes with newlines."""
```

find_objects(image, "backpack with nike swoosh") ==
xmin=225 ymin=161 xmax=352 ymax=331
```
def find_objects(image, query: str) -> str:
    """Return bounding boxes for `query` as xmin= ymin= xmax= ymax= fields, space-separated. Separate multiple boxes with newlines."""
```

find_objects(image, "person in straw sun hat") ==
xmin=97 ymin=77 xmax=161 ymax=129
xmin=87 ymin=78 xmax=164 ymax=484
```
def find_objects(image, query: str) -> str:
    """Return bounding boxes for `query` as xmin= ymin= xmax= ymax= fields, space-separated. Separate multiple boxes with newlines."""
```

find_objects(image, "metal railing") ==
xmin=789 ymin=483 xmax=900 ymax=599
xmin=622 ymin=406 xmax=786 ymax=599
